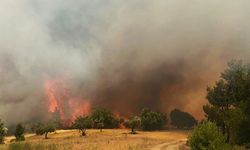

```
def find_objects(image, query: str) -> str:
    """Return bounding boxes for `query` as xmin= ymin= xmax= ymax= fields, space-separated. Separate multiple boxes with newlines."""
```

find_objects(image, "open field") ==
xmin=0 ymin=129 xmax=189 ymax=150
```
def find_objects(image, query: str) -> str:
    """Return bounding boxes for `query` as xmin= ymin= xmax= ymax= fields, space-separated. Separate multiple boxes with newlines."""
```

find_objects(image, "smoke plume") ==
xmin=0 ymin=0 xmax=250 ymax=126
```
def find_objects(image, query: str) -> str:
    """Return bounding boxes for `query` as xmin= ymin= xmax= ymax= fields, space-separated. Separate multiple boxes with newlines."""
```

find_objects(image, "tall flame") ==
xmin=44 ymin=78 xmax=91 ymax=124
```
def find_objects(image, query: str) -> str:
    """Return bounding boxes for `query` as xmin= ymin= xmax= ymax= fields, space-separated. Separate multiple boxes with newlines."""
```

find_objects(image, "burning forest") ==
xmin=0 ymin=0 xmax=250 ymax=128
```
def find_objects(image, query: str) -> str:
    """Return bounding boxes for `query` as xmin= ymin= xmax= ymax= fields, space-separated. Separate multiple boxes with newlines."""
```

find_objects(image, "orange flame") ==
xmin=44 ymin=78 xmax=91 ymax=124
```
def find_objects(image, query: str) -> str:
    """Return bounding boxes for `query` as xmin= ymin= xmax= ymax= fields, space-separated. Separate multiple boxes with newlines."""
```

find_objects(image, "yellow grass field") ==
xmin=0 ymin=129 xmax=189 ymax=150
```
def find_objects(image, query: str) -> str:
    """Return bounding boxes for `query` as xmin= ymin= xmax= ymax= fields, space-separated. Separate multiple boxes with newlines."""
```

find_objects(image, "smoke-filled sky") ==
xmin=0 ymin=0 xmax=250 ymax=125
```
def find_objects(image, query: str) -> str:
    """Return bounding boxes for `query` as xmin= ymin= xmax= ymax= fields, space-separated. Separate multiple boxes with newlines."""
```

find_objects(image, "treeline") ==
xmin=188 ymin=60 xmax=250 ymax=149
xmin=0 ymin=107 xmax=197 ymax=143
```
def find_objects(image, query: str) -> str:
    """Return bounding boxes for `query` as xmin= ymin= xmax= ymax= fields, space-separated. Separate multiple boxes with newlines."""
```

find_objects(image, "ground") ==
xmin=0 ymin=129 xmax=190 ymax=150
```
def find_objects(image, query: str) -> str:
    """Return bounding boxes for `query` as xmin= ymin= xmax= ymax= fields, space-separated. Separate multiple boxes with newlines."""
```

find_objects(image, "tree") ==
xmin=0 ymin=120 xmax=7 ymax=144
xmin=14 ymin=124 xmax=25 ymax=141
xmin=31 ymin=123 xmax=55 ymax=139
xmin=188 ymin=121 xmax=228 ymax=150
xmin=140 ymin=108 xmax=167 ymax=131
xmin=170 ymin=109 xmax=197 ymax=129
xmin=90 ymin=108 xmax=120 ymax=130
xmin=124 ymin=116 xmax=141 ymax=134
xmin=43 ymin=123 xmax=56 ymax=139
xmin=73 ymin=116 xmax=93 ymax=136
xmin=204 ymin=60 xmax=250 ymax=144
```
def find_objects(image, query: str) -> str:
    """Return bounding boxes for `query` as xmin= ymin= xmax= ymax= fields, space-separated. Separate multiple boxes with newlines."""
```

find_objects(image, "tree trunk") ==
xmin=226 ymin=127 xmax=230 ymax=143
xmin=81 ymin=129 xmax=86 ymax=136
xmin=45 ymin=132 xmax=48 ymax=139
xmin=100 ymin=128 xmax=102 ymax=132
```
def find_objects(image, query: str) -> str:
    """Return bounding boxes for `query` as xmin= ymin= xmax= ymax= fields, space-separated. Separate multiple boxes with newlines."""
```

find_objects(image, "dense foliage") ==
xmin=14 ymin=124 xmax=25 ymax=141
xmin=204 ymin=60 xmax=250 ymax=146
xmin=0 ymin=120 xmax=7 ymax=144
xmin=170 ymin=109 xmax=197 ymax=129
xmin=73 ymin=116 xmax=93 ymax=136
xmin=124 ymin=116 xmax=141 ymax=134
xmin=140 ymin=108 xmax=167 ymax=131
xmin=31 ymin=123 xmax=55 ymax=139
xmin=90 ymin=108 xmax=120 ymax=129
xmin=188 ymin=121 xmax=228 ymax=150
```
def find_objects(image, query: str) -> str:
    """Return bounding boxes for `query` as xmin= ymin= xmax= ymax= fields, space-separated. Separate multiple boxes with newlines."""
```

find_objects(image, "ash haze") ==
xmin=0 ymin=0 xmax=250 ymax=126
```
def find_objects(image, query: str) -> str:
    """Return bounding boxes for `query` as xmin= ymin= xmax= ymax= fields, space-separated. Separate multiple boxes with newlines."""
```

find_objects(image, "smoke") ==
xmin=0 ymin=0 xmax=250 ymax=125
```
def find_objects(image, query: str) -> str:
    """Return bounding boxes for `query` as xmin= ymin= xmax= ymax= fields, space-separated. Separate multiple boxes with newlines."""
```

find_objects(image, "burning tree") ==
xmin=73 ymin=116 xmax=93 ymax=136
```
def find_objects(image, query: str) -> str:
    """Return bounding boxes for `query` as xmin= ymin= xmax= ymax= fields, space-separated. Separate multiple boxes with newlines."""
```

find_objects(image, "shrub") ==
xmin=14 ymin=124 xmax=25 ymax=141
xmin=188 ymin=121 xmax=227 ymax=150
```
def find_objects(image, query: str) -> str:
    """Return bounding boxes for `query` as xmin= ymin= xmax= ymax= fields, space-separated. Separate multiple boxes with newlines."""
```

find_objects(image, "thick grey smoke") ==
xmin=0 ymin=0 xmax=250 ymax=126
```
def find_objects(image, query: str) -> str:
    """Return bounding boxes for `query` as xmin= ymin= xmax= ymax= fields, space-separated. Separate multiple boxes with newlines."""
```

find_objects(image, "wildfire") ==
xmin=44 ymin=78 xmax=91 ymax=124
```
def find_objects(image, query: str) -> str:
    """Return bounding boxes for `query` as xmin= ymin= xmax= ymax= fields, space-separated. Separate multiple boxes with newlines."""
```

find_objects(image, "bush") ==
xmin=188 ymin=121 xmax=227 ymax=150
xmin=140 ymin=108 xmax=167 ymax=131
xmin=14 ymin=124 xmax=25 ymax=141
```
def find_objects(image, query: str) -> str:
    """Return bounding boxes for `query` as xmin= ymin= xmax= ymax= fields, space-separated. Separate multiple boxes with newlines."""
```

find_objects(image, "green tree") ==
xmin=31 ymin=123 xmax=55 ymax=139
xmin=188 ymin=121 xmax=228 ymax=150
xmin=140 ymin=108 xmax=167 ymax=131
xmin=90 ymin=108 xmax=119 ymax=130
xmin=43 ymin=123 xmax=56 ymax=139
xmin=204 ymin=60 xmax=250 ymax=144
xmin=170 ymin=109 xmax=197 ymax=129
xmin=124 ymin=116 xmax=141 ymax=134
xmin=0 ymin=120 xmax=7 ymax=144
xmin=14 ymin=124 xmax=25 ymax=141
xmin=73 ymin=116 xmax=93 ymax=136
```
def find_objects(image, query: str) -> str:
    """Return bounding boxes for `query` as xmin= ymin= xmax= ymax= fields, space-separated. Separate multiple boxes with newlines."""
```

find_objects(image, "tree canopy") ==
xmin=140 ymin=108 xmax=167 ymax=131
xmin=124 ymin=116 xmax=141 ymax=134
xmin=73 ymin=116 xmax=93 ymax=136
xmin=14 ymin=123 xmax=25 ymax=141
xmin=90 ymin=108 xmax=120 ymax=129
xmin=0 ymin=120 xmax=7 ymax=144
xmin=170 ymin=109 xmax=197 ymax=129
xmin=204 ymin=60 xmax=250 ymax=145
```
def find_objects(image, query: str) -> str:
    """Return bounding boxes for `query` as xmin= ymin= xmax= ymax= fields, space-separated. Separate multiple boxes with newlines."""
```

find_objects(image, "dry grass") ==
xmin=0 ymin=129 xmax=188 ymax=150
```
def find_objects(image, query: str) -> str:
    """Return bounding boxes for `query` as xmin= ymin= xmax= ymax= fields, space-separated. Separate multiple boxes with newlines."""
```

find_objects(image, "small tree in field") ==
xmin=14 ymin=124 xmax=25 ymax=141
xmin=73 ymin=116 xmax=93 ymax=136
xmin=188 ymin=121 xmax=227 ymax=150
xmin=0 ymin=120 xmax=7 ymax=144
xmin=31 ymin=122 xmax=44 ymax=135
xmin=124 ymin=116 xmax=141 ymax=134
xmin=90 ymin=108 xmax=120 ymax=131
xmin=43 ymin=124 xmax=56 ymax=139
xmin=31 ymin=123 xmax=55 ymax=139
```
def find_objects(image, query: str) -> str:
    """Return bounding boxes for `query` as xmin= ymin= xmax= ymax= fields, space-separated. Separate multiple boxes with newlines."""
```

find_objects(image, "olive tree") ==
xmin=73 ymin=116 xmax=93 ymax=136
xmin=124 ymin=116 xmax=141 ymax=134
